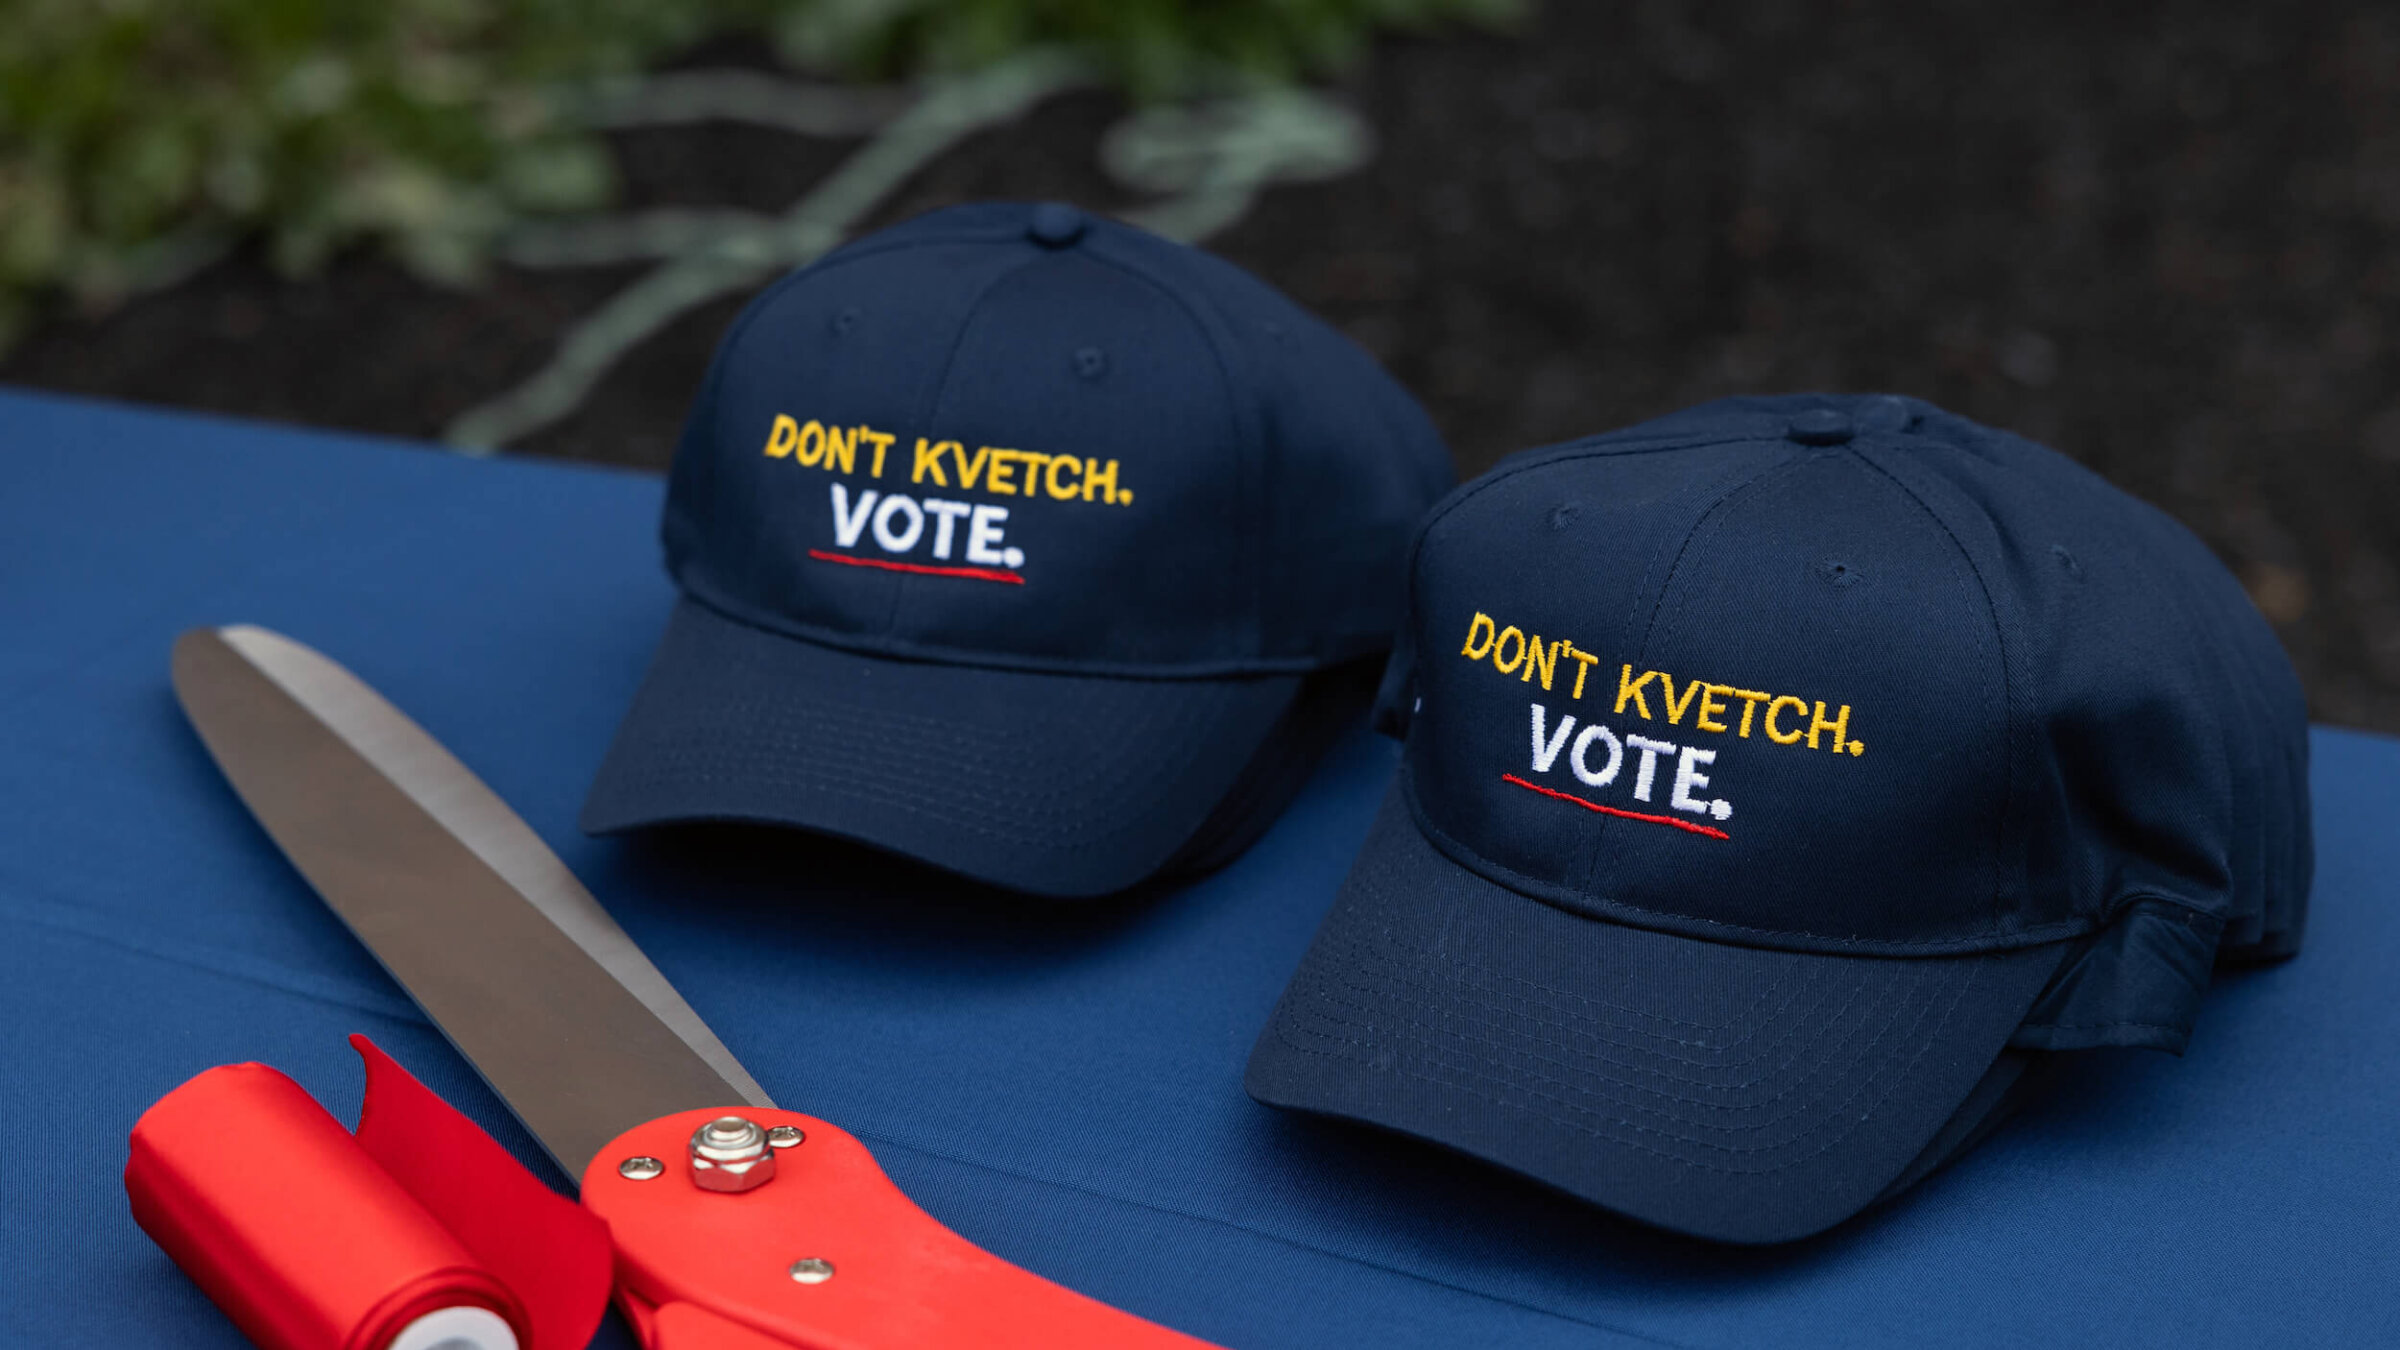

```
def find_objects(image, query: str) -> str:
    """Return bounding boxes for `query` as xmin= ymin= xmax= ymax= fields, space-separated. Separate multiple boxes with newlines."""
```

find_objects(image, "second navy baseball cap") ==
xmin=1245 ymin=393 xmax=2311 ymax=1242
xmin=581 ymin=202 xmax=1453 ymax=896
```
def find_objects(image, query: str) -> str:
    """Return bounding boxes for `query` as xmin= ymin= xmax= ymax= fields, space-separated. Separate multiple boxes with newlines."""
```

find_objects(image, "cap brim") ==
xmin=582 ymin=599 xmax=1301 ymax=897
xmin=1245 ymin=786 xmax=2069 ymax=1243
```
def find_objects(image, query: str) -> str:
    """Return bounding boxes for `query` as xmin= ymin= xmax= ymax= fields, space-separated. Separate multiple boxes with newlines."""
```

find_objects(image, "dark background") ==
xmin=11 ymin=0 xmax=2399 ymax=731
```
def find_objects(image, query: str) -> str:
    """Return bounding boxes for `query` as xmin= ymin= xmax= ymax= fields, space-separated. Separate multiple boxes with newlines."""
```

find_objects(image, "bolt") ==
xmin=688 ymin=1115 xmax=776 ymax=1193
xmin=789 ymin=1258 xmax=835 ymax=1285
xmin=766 ymin=1125 xmax=804 ymax=1149
xmin=618 ymin=1156 xmax=664 ymax=1181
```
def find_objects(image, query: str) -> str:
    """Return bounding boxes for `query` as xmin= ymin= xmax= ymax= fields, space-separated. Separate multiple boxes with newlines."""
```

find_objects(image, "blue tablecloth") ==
xmin=3 ymin=388 xmax=2394 ymax=1348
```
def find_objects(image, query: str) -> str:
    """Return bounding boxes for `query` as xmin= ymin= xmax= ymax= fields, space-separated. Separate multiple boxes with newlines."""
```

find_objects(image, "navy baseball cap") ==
xmin=1246 ymin=393 xmax=2311 ymax=1242
xmin=581 ymin=202 xmax=1453 ymax=896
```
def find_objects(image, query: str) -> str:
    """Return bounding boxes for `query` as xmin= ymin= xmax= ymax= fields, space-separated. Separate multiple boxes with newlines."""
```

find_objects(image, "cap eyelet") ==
xmin=1815 ymin=558 xmax=1864 ymax=588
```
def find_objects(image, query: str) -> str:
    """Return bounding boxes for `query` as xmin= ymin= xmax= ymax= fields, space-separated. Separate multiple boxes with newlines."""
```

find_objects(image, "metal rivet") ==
xmin=789 ymin=1258 xmax=835 ymax=1284
xmin=619 ymin=1156 xmax=665 ymax=1181
xmin=766 ymin=1125 xmax=804 ymax=1149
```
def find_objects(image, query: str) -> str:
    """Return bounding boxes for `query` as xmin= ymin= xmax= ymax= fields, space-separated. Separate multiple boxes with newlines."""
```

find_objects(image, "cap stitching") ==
xmin=663 ymin=220 xmax=1022 ymax=606
xmin=1843 ymin=445 xmax=2017 ymax=935
xmin=1312 ymin=917 xmax=1842 ymax=1057
xmin=1391 ymin=432 xmax=1784 ymax=878
xmin=1390 ymin=434 xmax=1770 ymax=655
xmin=1376 ymin=974 xmax=1959 ymax=1163
xmin=1633 ymin=453 xmax=1822 ymax=667
xmin=623 ymin=684 xmax=1233 ymax=756
xmin=1331 ymin=886 xmax=1832 ymax=1034
xmin=599 ymin=764 xmax=1200 ymax=849
xmin=2018 ymin=432 xmax=2249 ymax=930
xmin=611 ymin=717 xmax=1228 ymax=820
xmin=2022 ymin=1021 xmax=2189 ymax=1033
xmin=1306 ymin=932 xmax=1875 ymax=1083
xmin=1395 ymin=434 xmax=1784 ymax=642
xmin=603 ymin=693 xmax=1240 ymax=825
xmin=1602 ymin=452 xmax=1819 ymax=878
xmin=1291 ymin=957 xmax=1939 ymax=1127
xmin=1942 ymin=429 xmax=2247 ymax=930
xmin=672 ymin=585 xmax=1342 ymax=679
xmin=1271 ymin=959 xmax=1981 ymax=1174
xmin=1421 ymin=952 xmax=1972 ymax=1146
xmin=1072 ymin=237 xmax=1260 ymax=656
xmin=1352 ymin=938 xmax=1827 ymax=1034
xmin=1400 ymin=763 xmax=2094 ymax=954
xmin=883 ymin=244 xmax=1057 ymax=638
xmin=601 ymin=719 xmax=1245 ymax=816
xmin=1402 ymin=434 xmax=1773 ymax=587
xmin=671 ymin=215 xmax=1028 ymax=427
xmin=660 ymin=243 xmax=833 ymax=571
xmin=1091 ymin=224 xmax=1458 ymax=666
xmin=1287 ymin=975 xmax=1907 ymax=1130
xmin=1455 ymin=954 xmax=1822 ymax=1035
xmin=1305 ymin=912 xmax=1920 ymax=1104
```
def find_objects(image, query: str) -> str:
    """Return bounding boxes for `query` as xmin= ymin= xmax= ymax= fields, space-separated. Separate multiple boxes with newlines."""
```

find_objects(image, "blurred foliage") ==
xmin=780 ymin=0 xmax=1523 ymax=96
xmin=0 ymin=0 xmax=1520 ymax=347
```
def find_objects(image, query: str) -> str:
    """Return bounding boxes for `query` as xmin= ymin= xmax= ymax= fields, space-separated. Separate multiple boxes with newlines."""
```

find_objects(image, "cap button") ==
xmin=1026 ymin=202 xmax=1087 ymax=249
xmin=1785 ymin=408 xmax=1856 ymax=446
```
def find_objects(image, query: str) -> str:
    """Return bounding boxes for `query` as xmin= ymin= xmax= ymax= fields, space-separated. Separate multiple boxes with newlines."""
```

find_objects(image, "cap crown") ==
xmin=663 ymin=203 xmax=1452 ymax=677
xmin=1390 ymin=395 xmax=2309 ymax=963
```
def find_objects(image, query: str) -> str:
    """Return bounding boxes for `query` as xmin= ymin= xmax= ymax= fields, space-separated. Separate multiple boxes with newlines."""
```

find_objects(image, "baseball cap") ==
xmin=580 ymin=202 xmax=1453 ymax=897
xmin=1244 ymin=393 xmax=2311 ymax=1242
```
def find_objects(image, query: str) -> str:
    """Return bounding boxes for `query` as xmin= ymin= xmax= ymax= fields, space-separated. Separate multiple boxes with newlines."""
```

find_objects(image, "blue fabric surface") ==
xmin=1 ymin=387 xmax=2394 ymax=1348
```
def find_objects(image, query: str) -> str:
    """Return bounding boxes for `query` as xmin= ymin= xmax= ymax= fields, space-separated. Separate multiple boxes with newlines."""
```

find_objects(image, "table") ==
xmin=3 ymin=389 xmax=2393 ymax=1348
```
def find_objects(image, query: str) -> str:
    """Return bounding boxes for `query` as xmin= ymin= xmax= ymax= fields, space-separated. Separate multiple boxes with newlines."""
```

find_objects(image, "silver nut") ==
xmin=688 ymin=1115 xmax=776 ymax=1193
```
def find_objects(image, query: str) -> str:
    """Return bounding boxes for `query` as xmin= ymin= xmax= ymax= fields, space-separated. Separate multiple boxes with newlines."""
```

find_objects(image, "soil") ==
xmin=9 ymin=0 xmax=2400 ymax=732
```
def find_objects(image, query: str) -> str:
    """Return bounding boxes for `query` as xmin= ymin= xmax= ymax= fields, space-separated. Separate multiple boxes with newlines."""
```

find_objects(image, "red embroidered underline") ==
xmin=807 ymin=549 xmax=1026 ymax=585
xmin=1500 ymin=773 xmax=1731 ymax=840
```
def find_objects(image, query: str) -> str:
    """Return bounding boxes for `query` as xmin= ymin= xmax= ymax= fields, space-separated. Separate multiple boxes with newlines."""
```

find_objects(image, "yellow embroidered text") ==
xmin=761 ymin=413 xmax=1132 ymax=507
xmin=1456 ymin=611 xmax=1863 ymax=756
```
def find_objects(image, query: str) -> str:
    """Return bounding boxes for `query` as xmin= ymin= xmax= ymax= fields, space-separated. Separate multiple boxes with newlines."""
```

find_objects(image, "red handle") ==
xmin=582 ymin=1108 xmax=1221 ymax=1350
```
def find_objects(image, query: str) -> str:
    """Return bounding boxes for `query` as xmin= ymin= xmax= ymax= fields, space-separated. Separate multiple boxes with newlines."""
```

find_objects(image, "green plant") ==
xmin=0 ymin=0 xmax=1519 ymax=349
xmin=0 ymin=1 xmax=666 ymax=341
xmin=783 ymin=0 xmax=1524 ymax=97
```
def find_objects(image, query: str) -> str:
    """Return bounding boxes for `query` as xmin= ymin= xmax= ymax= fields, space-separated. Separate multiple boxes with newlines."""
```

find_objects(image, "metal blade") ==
xmin=172 ymin=624 xmax=773 ymax=1179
